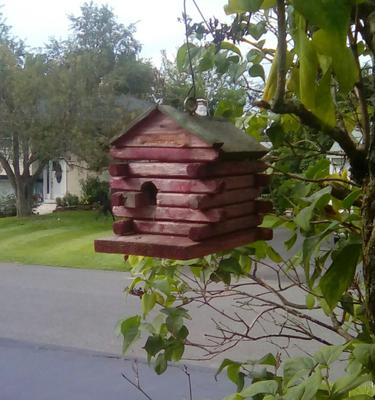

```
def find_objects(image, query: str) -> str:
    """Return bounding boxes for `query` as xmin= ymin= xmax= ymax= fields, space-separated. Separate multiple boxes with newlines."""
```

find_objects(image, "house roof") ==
xmin=111 ymin=104 xmax=268 ymax=157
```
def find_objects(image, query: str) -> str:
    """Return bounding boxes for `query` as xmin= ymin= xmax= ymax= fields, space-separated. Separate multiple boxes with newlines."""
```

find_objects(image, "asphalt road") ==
xmin=0 ymin=230 xmax=342 ymax=399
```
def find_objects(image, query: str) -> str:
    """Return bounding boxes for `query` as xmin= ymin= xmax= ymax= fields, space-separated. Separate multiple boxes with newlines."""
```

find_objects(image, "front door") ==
xmin=43 ymin=160 xmax=67 ymax=202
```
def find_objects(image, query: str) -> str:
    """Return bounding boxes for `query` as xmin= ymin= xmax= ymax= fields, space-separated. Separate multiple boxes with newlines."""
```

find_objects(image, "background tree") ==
xmin=0 ymin=2 xmax=155 ymax=216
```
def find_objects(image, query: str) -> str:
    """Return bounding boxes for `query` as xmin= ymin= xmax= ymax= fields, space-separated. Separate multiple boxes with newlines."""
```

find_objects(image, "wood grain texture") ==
xmin=111 ymin=192 xmax=124 ymax=207
xmin=125 ymin=162 xmax=206 ymax=178
xmin=133 ymin=220 xmax=207 ymax=236
xmin=113 ymin=219 xmax=134 ymax=235
xmin=188 ymin=214 xmax=262 ymax=241
xmin=199 ymin=160 xmax=267 ymax=177
xmin=95 ymin=228 xmax=273 ymax=260
xmin=109 ymin=164 xmax=128 ymax=177
xmin=116 ymin=132 xmax=211 ymax=148
xmin=110 ymin=177 xmax=224 ymax=194
xmin=112 ymin=205 xmax=224 ymax=223
xmin=156 ymin=188 xmax=261 ymax=209
xmin=110 ymin=147 xmax=219 ymax=162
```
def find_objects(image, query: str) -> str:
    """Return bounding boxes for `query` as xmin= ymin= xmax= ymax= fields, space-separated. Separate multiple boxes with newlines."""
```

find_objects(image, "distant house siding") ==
xmin=66 ymin=162 xmax=91 ymax=197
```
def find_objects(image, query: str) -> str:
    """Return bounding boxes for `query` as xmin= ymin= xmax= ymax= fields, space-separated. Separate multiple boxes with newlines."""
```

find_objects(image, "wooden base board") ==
xmin=95 ymin=228 xmax=273 ymax=260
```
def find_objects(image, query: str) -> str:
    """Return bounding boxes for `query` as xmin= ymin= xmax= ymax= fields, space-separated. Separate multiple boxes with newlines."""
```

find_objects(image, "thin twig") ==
xmin=183 ymin=365 xmax=193 ymax=400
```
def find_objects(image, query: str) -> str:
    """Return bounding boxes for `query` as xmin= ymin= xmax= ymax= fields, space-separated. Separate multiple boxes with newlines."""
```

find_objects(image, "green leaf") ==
xmin=216 ymin=358 xmax=236 ymax=375
xmin=240 ymin=380 xmax=278 ymax=397
xmin=301 ymin=370 xmax=322 ymax=400
xmin=198 ymin=47 xmax=215 ymax=72
xmin=144 ymin=335 xmax=164 ymax=357
xmin=261 ymin=0 xmax=276 ymax=9
xmin=312 ymin=29 xmax=358 ymax=93
xmin=295 ymin=186 xmax=332 ymax=231
xmin=223 ymin=394 xmax=244 ymax=400
xmin=294 ymin=19 xmax=318 ymax=110
xmin=176 ymin=43 xmax=197 ymax=73
xmin=176 ymin=325 xmax=189 ymax=340
xmin=141 ymin=292 xmax=156 ymax=316
xmin=120 ymin=315 xmax=141 ymax=353
xmin=313 ymin=344 xmax=345 ymax=366
xmin=249 ymin=21 xmax=267 ymax=40
xmin=152 ymin=278 xmax=170 ymax=295
xmin=220 ymin=41 xmax=242 ymax=57
xmin=224 ymin=0 xmax=263 ymax=14
xmin=305 ymin=293 xmax=315 ymax=309
xmin=249 ymin=63 xmax=265 ymax=81
xmin=154 ymin=352 xmax=167 ymax=375
xmin=305 ymin=158 xmax=330 ymax=179
xmin=295 ymin=204 xmax=315 ymax=231
xmin=219 ymin=257 xmax=242 ymax=274
xmin=285 ymin=232 xmax=297 ymax=251
xmin=332 ymin=372 xmax=372 ymax=397
xmin=166 ymin=340 xmax=185 ymax=361
xmin=293 ymin=0 xmax=352 ymax=34
xmin=342 ymin=189 xmax=362 ymax=209
xmin=314 ymin=68 xmax=335 ymax=127
xmin=247 ymin=48 xmax=263 ymax=64
xmin=239 ymin=255 xmax=252 ymax=274
xmin=353 ymin=344 xmax=375 ymax=373
xmin=266 ymin=245 xmax=283 ymax=263
xmin=227 ymin=363 xmax=245 ymax=391
xmin=320 ymin=243 xmax=361 ymax=309
xmin=283 ymin=357 xmax=316 ymax=387
xmin=263 ymin=50 xmax=278 ymax=101
xmin=256 ymin=353 xmax=278 ymax=367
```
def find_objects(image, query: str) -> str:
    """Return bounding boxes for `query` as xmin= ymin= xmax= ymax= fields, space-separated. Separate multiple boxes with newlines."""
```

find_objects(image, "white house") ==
xmin=0 ymin=157 xmax=96 ymax=213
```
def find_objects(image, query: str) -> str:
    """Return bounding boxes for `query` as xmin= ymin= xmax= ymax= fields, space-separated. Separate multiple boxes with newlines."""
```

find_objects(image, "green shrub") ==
xmin=62 ymin=193 xmax=80 ymax=207
xmin=0 ymin=194 xmax=16 ymax=217
xmin=80 ymin=176 xmax=109 ymax=205
xmin=55 ymin=197 xmax=63 ymax=207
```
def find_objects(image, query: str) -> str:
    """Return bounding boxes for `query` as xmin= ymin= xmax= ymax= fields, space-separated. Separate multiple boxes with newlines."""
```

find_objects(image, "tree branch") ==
xmin=269 ymin=100 xmax=368 ymax=182
xmin=0 ymin=153 xmax=16 ymax=189
xmin=274 ymin=0 xmax=287 ymax=108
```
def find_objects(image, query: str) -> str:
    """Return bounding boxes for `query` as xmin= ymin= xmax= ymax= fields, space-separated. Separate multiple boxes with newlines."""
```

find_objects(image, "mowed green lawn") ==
xmin=0 ymin=211 xmax=126 ymax=270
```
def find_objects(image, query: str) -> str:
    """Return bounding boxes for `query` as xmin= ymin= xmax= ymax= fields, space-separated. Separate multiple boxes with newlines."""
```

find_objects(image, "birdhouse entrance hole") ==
xmin=141 ymin=181 xmax=157 ymax=206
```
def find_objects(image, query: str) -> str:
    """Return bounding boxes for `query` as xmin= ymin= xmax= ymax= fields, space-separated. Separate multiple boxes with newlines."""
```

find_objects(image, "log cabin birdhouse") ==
xmin=95 ymin=105 xmax=272 ymax=260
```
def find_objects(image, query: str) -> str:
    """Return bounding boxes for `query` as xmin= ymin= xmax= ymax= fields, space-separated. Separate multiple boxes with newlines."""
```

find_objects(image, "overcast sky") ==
xmin=1 ymin=0 xmax=229 ymax=65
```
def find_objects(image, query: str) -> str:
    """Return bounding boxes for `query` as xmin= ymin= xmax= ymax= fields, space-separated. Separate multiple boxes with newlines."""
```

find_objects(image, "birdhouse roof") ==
xmin=111 ymin=104 xmax=268 ymax=157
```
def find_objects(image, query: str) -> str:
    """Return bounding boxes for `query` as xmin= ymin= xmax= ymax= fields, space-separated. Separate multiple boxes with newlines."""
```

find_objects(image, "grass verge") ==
xmin=0 ymin=210 xmax=126 ymax=271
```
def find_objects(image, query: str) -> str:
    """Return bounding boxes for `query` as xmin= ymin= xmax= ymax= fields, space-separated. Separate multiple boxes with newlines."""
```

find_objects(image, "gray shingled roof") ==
xmin=111 ymin=104 xmax=268 ymax=157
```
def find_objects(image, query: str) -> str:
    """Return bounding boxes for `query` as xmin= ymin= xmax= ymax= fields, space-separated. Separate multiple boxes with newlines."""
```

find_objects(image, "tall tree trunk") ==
xmin=15 ymin=178 xmax=34 ymax=217
xmin=362 ymin=177 xmax=375 ymax=333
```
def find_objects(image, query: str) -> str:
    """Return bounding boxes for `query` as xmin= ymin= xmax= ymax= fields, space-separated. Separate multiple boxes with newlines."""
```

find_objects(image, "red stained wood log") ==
xmin=188 ymin=214 xmax=263 ymax=241
xmin=222 ymin=175 xmax=255 ymax=190
xmin=156 ymin=188 xmax=261 ymax=210
xmin=255 ymin=200 xmax=273 ymax=214
xmin=197 ymin=161 xmax=267 ymax=177
xmin=133 ymin=220 xmax=207 ymax=236
xmin=111 ymin=192 xmax=124 ymax=207
xmin=255 ymin=174 xmax=271 ymax=187
xmin=117 ymin=132 xmax=211 ymax=148
xmin=122 ymin=191 xmax=151 ymax=208
xmin=222 ymin=201 xmax=256 ymax=219
xmin=113 ymin=205 xmax=224 ymax=223
xmin=110 ymin=147 xmax=219 ymax=162
xmin=113 ymin=219 xmax=134 ymax=235
xmin=126 ymin=162 xmax=206 ymax=178
xmin=198 ymin=188 xmax=261 ymax=209
xmin=109 ymin=164 xmax=128 ymax=177
xmin=95 ymin=228 xmax=273 ymax=260
xmin=110 ymin=177 xmax=224 ymax=194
